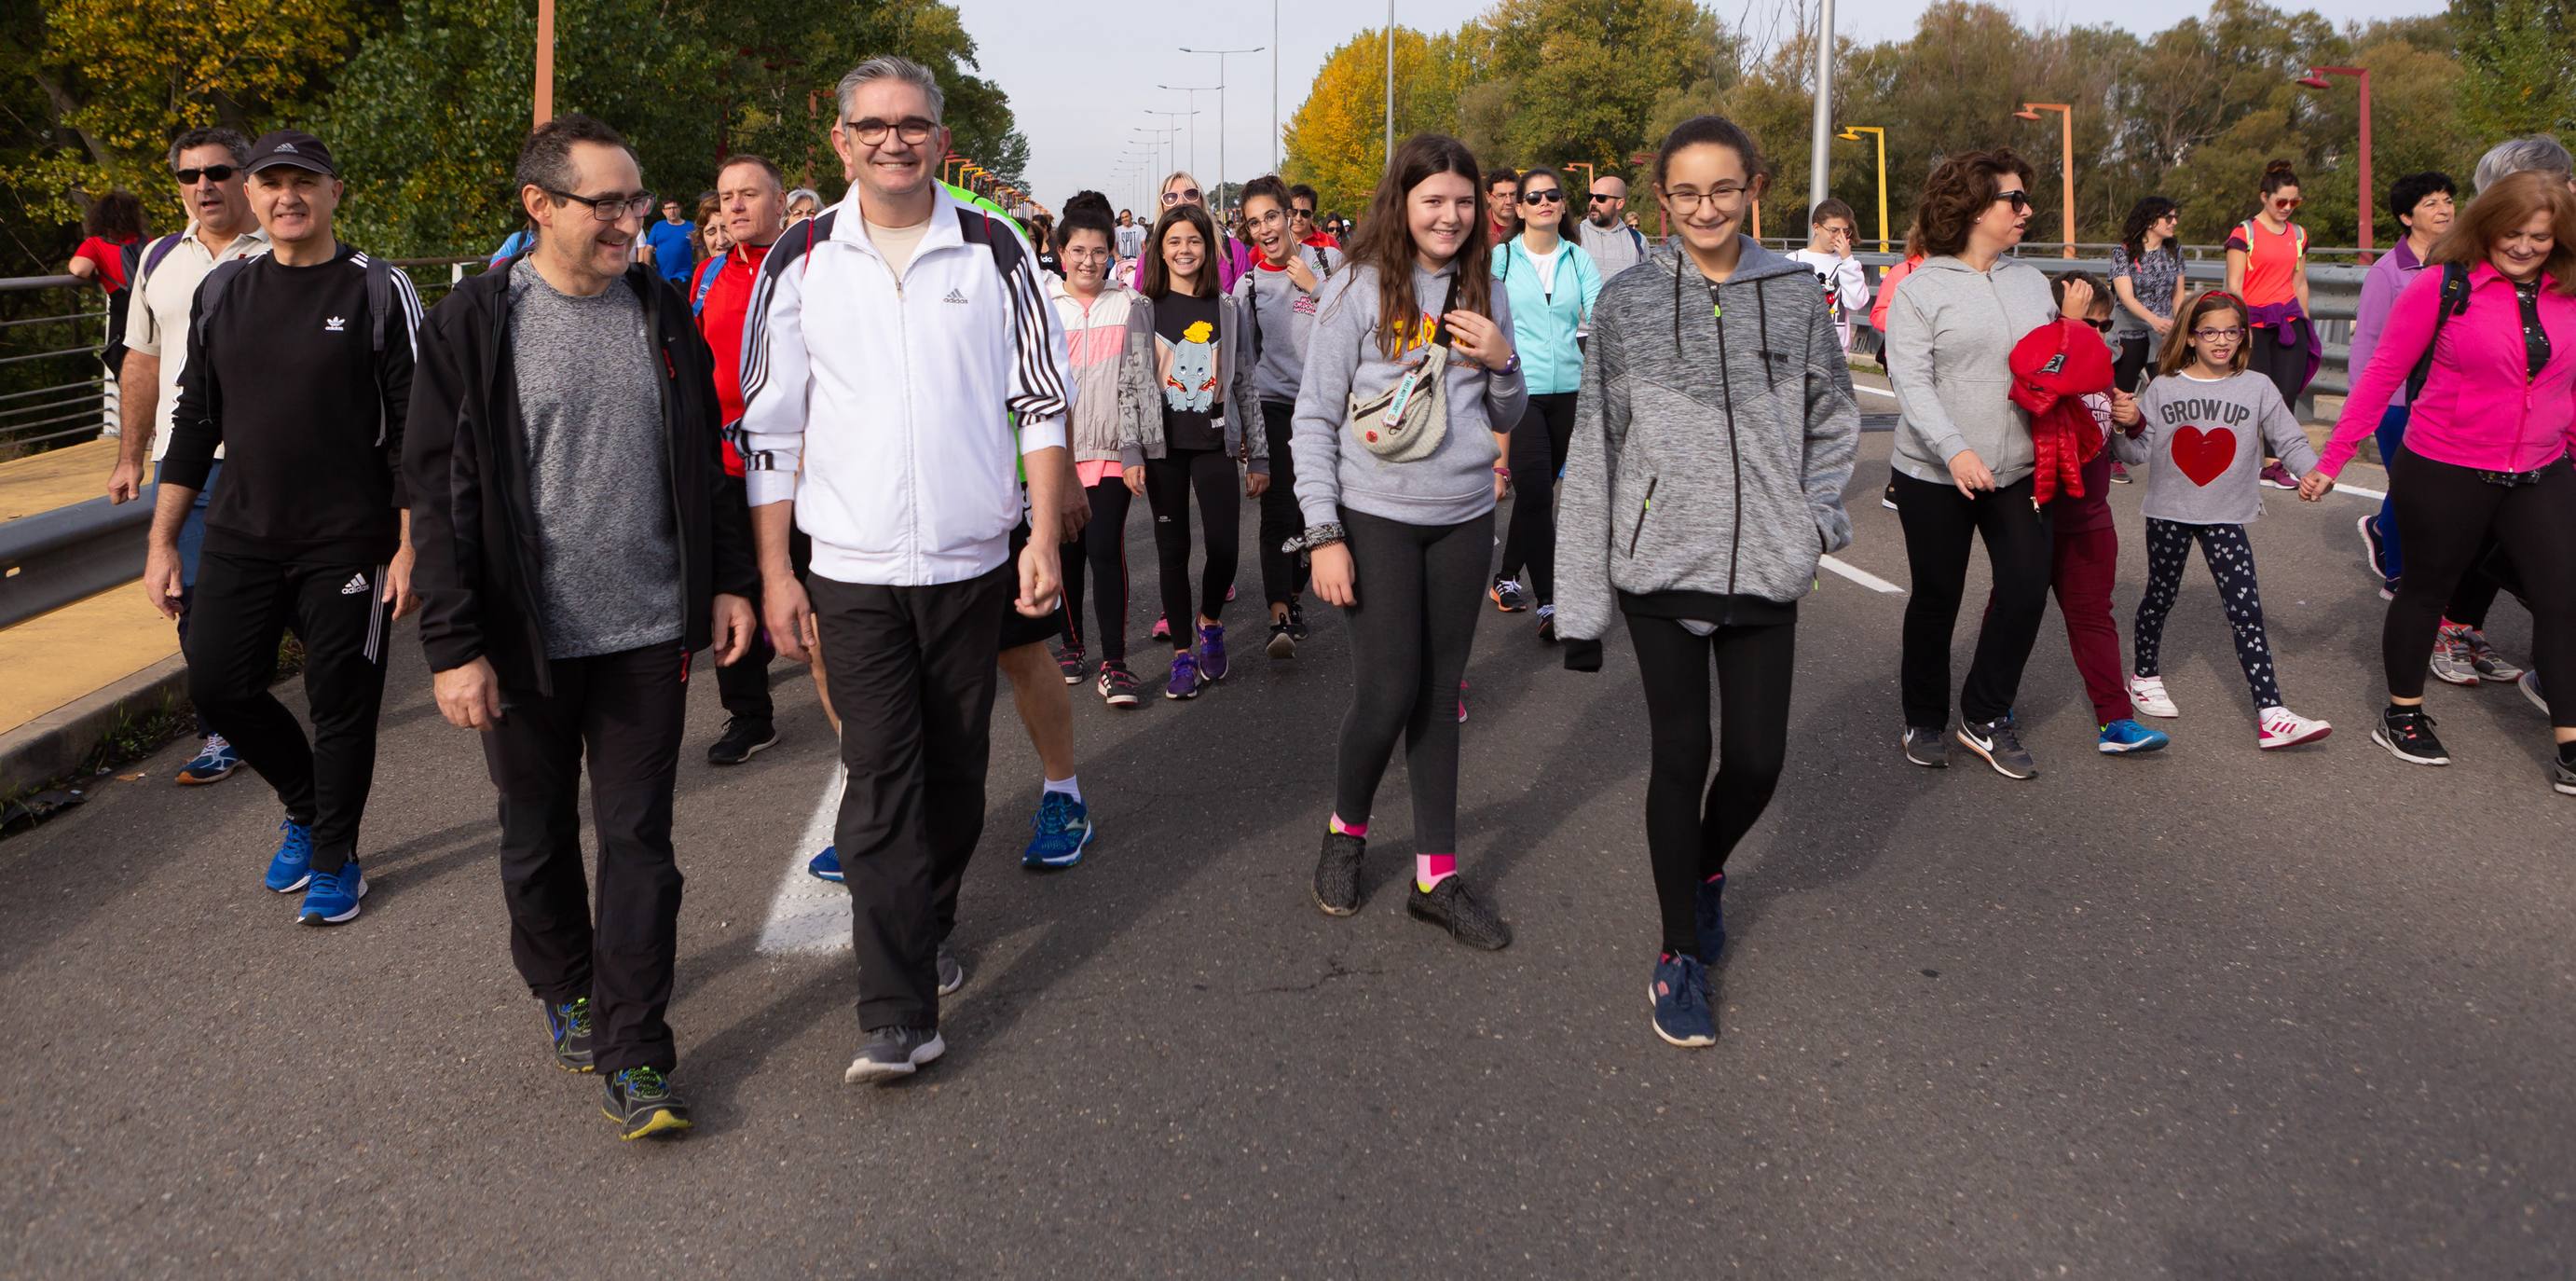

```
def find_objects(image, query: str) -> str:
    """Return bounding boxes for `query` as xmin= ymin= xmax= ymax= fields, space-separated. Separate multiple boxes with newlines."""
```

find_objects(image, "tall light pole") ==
xmin=1807 ymin=0 xmax=1834 ymax=215
xmin=534 ymin=0 xmax=555 ymax=124
xmin=1836 ymin=126 xmax=1888 ymax=253
xmin=1384 ymin=6 xmax=1396 ymax=170
xmin=1271 ymin=4 xmax=1281 ymax=175
xmin=1182 ymin=45 xmax=1266 ymax=201
xmin=2013 ymin=102 xmax=2076 ymax=258
xmin=1136 ymin=124 xmax=1183 ymax=182
xmin=1155 ymin=91 xmax=1212 ymax=173
xmin=2298 ymin=65 xmax=2374 ymax=258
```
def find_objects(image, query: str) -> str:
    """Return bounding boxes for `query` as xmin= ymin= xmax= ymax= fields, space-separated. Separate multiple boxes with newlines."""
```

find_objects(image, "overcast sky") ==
xmin=961 ymin=0 xmax=2444 ymax=213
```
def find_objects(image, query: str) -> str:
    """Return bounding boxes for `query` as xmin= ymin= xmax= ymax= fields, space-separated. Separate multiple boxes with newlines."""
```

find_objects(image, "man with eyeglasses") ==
xmin=144 ymin=129 xmax=421 ymax=929
xmin=111 ymin=126 xmax=271 ymax=787
xmin=1486 ymin=168 xmax=1521 ymax=246
xmin=1578 ymin=172 xmax=1647 ymax=281
xmin=737 ymin=56 xmax=1076 ymax=1086
xmin=406 ymin=114 xmax=758 ymax=1141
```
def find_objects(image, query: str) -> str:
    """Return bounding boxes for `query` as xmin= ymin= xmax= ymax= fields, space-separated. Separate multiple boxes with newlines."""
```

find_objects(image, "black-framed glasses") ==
xmin=2192 ymin=325 xmax=2246 ymax=340
xmin=173 ymin=165 xmax=238 ymax=185
xmin=1994 ymin=190 xmax=2032 ymax=212
xmin=1520 ymin=189 xmax=1564 ymax=205
xmin=842 ymin=117 xmax=937 ymax=146
xmin=547 ymin=188 xmax=655 ymax=221
xmin=1660 ymin=186 xmax=1747 ymax=212
xmin=1589 ymin=189 xmax=1619 ymax=202
xmin=1162 ymin=187 xmax=1201 ymax=206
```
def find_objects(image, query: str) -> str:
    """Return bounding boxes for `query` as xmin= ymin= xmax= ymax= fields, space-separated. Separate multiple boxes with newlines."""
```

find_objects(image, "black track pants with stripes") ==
xmin=185 ymin=548 xmax=393 ymax=873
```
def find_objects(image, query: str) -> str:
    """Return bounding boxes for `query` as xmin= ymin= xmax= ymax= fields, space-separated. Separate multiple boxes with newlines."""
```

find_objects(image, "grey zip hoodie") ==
xmin=1884 ymin=254 xmax=2059 ymax=489
xmin=1291 ymin=262 xmax=1527 ymax=528
xmin=1555 ymin=240 xmax=1860 ymax=645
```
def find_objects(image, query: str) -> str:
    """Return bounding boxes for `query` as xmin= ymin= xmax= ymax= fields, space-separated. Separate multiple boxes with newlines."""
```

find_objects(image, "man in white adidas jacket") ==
xmin=737 ymin=56 xmax=1076 ymax=1084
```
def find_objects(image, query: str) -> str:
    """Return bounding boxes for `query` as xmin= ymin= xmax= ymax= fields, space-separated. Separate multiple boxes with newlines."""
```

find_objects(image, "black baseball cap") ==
xmin=244 ymin=130 xmax=338 ymax=178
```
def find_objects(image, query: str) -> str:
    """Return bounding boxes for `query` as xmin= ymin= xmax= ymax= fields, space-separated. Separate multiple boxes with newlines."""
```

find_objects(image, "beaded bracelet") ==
xmin=1281 ymin=522 xmax=1347 ymax=555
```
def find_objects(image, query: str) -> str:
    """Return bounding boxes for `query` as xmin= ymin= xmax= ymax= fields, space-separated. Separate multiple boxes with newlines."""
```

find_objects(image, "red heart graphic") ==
xmin=2169 ymin=425 xmax=2237 ymax=487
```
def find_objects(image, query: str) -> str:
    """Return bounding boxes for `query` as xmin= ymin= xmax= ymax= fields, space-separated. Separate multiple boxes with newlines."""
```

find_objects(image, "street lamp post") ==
xmin=2298 ymin=65 xmax=2374 ymax=257
xmin=1182 ymin=46 xmax=1266 ymax=204
xmin=1385 ymin=5 xmax=1396 ymax=170
xmin=1144 ymin=108 xmax=1199 ymax=175
xmin=1156 ymin=90 xmax=1213 ymax=174
xmin=1808 ymin=0 xmax=1835 ymax=215
xmin=1835 ymin=126 xmax=1888 ymax=253
xmin=534 ymin=0 xmax=555 ymax=125
xmin=2013 ymin=103 xmax=2076 ymax=258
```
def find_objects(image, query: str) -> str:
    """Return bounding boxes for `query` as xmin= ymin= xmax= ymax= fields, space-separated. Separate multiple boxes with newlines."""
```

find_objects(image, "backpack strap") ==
xmin=138 ymin=232 xmax=187 ymax=285
xmin=692 ymin=255 xmax=723 ymax=317
xmin=190 ymin=257 xmax=253 ymax=348
xmin=2405 ymin=262 xmax=2474 ymax=403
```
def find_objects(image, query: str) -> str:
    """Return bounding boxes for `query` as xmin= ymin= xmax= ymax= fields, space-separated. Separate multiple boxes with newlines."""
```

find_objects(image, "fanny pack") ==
xmin=1346 ymin=276 xmax=1459 ymax=462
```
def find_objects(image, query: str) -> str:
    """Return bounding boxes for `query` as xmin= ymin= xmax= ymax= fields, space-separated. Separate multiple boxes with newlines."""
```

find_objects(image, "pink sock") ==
xmin=1330 ymin=813 xmax=1367 ymax=838
xmin=1416 ymin=853 xmax=1456 ymax=891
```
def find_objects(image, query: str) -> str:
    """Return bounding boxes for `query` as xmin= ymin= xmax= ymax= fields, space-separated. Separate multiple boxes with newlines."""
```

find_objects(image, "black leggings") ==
xmin=1629 ymin=613 xmax=1795 ymax=958
xmin=1145 ymin=447 xmax=1239 ymax=643
xmin=1062 ymin=476 xmax=1132 ymax=662
xmin=2133 ymin=519 xmax=2283 ymax=711
xmin=1334 ymin=508 xmax=1492 ymax=853
xmin=1257 ymin=401 xmax=1309 ymax=610
xmin=1498 ymin=391 xmax=1578 ymax=603
xmin=2247 ymin=319 xmax=2312 ymax=416
xmin=2111 ymin=336 xmax=2154 ymax=394
xmin=1893 ymin=471 xmax=2055 ymax=727
xmin=2385 ymin=450 xmax=2576 ymax=727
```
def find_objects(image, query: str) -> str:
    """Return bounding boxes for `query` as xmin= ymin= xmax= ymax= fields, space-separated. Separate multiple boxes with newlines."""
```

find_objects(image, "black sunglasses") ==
xmin=1995 ymin=190 xmax=2032 ymax=212
xmin=1520 ymin=189 xmax=1564 ymax=205
xmin=174 ymin=165 xmax=238 ymax=185
xmin=1588 ymin=190 xmax=1618 ymax=201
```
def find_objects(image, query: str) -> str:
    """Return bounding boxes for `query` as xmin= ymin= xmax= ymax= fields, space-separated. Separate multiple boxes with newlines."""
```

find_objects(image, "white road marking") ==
xmin=1821 ymin=555 xmax=1906 ymax=595
xmin=755 ymin=756 xmax=850 ymax=955
xmin=1855 ymin=384 xmax=1899 ymax=400
xmin=2328 ymin=480 xmax=2386 ymax=501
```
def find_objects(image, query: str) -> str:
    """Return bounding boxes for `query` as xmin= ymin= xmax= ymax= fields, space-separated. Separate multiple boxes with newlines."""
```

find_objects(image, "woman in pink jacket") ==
xmin=2304 ymin=171 xmax=2576 ymax=793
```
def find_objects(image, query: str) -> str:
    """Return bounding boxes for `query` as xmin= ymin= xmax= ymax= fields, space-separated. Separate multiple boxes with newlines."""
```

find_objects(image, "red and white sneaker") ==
xmin=2256 ymin=705 xmax=2332 ymax=750
xmin=2128 ymin=674 xmax=2179 ymax=719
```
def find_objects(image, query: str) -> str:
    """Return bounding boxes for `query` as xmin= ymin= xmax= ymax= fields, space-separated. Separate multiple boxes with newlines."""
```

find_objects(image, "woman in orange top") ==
xmin=2225 ymin=160 xmax=2317 ymax=487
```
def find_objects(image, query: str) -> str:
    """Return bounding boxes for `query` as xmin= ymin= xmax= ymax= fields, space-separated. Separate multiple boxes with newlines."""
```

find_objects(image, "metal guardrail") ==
xmin=0 ymin=273 xmax=114 ymax=454
xmin=0 ymin=488 xmax=155 ymax=628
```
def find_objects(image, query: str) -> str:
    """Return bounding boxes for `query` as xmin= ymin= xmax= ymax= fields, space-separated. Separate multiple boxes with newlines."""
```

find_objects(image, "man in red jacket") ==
xmin=695 ymin=152 xmax=810 ymax=764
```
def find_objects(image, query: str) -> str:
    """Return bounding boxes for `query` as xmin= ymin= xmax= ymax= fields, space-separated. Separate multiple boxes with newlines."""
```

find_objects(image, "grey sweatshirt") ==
xmin=1291 ymin=262 xmax=1528 ymax=528
xmin=1884 ymin=255 xmax=2060 ymax=489
xmin=1554 ymin=241 xmax=1860 ymax=642
xmin=2109 ymin=369 xmax=2318 ymax=524
xmin=1231 ymin=246 xmax=1329 ymax=405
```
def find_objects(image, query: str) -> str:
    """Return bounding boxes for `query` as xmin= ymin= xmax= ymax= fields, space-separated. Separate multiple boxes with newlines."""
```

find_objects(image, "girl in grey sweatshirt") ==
xmin=1287 ymin=133 xmax=1527 ymax=954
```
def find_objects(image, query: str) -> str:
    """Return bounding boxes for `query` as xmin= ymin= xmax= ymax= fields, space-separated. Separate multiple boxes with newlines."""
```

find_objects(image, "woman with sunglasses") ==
xmin=1487 ymin=165 xmax=1601 ymax=635
xmin=2110 ymin=197 xmax=2185 ymax=393
xmin=1129 ymin=172 xmax=1252 ymax=293
xmin=2226 ymin=160 xmax=2315 ymax=489
xmin=1883 ymin=148 xmax=2061 ymax=779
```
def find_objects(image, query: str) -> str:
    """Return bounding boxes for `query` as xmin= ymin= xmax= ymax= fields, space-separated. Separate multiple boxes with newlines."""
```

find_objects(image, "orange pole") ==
xmin=534 ymin=0 xmax=555 ymax=126
xmin=2060 ymin=109 xmax=2076 ymax=259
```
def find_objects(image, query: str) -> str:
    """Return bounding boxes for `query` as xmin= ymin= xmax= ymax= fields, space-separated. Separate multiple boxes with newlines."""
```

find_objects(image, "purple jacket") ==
xmin=2350 ymin=238 xmax=2428 ymax=408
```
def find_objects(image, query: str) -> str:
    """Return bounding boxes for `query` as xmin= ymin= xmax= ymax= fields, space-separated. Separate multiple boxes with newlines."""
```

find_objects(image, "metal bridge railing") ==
xmin=0 ymin=274 xmax=114 ymax=455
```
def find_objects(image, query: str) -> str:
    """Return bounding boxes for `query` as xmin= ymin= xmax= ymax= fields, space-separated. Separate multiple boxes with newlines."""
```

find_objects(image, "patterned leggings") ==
xmin=2132 ymin=518 xmax=2283 ymax=711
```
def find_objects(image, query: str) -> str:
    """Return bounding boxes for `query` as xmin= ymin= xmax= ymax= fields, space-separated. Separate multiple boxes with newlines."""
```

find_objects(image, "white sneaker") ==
xmin=2257 ymin=705 xmax=2332 ymax=750
xmin=2128 ymin=675 xmax=2179 ymax=719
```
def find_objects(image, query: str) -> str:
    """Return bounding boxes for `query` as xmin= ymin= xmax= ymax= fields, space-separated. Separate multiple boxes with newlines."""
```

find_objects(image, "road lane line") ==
xmin=1821 ymin=555 xmax=1905 ymax=595
xmin=1855 ymin=384 xmax=1898 ymax=400
xmin=755 ymin=756 xmax=850 ymax=956
xmin=2329 ymin=480 xmax=2386 ymax=501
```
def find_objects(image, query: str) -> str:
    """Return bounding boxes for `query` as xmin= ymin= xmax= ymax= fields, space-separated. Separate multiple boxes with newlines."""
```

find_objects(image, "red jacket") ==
xmin=694 ymin=239 xmax=774 ymax=476
xmin=2007 ymin=319 xmax=2114 ymax=506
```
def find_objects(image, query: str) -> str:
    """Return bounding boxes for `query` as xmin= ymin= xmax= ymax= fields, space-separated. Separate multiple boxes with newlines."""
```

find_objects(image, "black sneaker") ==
xmin=1901 ymin=725 xmax=1949 ymax=768
xmin=542 ymin=996 xmax=595 ymax=1073
xmin=1286 ymin=599 xmax=1310 ymax=640
xmin=706 ymin=717 xmax=779 ymax=765
xmin=1056 ymin=643 xmax=1087 ymax=684
xmin=1407 ymin=876 xmax=1513 ymax=950
xmin=1489 ymin=576 xmax=1528 ymax=613
xmin=936 ymin=944 xmax=966 ymax=997
xmin=1096 ymin=661 xmax=1142 ymax=709
xmin=1880 ymin=481 xmax=1899 ymax=512
xmin=843 ymin=1025 xmax=946 ymax=1084
xmin=1536 ymin=603 xmax=1557 ymax=643
xmin=1954 ymin=714 xmax=2037 ymax=779
xmin=2373 ymin=705 xmax=2450 ymax=765
xmin=1312 ymin=830 xmax=1365 ymax=916
xmin=2555 ymin=744 xmax=2576 ymax=796
xmin=601 ymin=1067 xmax=691 ymax=1139
xmin=1267 ymin=616 xmax=1297 ymax=659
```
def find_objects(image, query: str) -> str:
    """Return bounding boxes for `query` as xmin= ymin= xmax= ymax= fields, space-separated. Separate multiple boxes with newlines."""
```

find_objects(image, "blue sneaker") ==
xmin=295 ymin=859 xmax=366 ymax=926
xmin=1196 ymin=623 xmax=1229 ymax=682
xmin=265 ymin=818 xmax=315 ymax=893
xmin=2097 ymin=719 xmax=2172 ymax=755
xmin=1023 ymin=792 xmax=1093 ymax=869
xmin=1694 ymin=874 xmax=1726 ymax=962
xmin=1650 ymin=953 xmax=1717 ymax=1047
xmin=807 ymin=845 xmax=843 ymax=884
xmin=176 ymin=735 xmax=239 ymax=785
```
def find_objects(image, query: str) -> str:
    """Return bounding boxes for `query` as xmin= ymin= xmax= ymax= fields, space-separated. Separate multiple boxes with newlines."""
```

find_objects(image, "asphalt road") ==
xmin=6 ymin=421 xmax=2572 ymax=1279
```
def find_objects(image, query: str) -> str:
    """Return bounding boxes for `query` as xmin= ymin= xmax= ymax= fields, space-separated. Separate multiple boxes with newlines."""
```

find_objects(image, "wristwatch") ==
xmin=1493 ymin=351 xmax=1521 ymax=376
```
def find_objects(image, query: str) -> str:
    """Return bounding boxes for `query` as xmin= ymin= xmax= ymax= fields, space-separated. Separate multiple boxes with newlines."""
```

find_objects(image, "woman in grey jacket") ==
xmin=1555 ymin=116 xmax=1859 ymax=1048
xmin=1291 ymin=133 xmax=1526 ymax=951
xmin=1884 ymin=147 xmax=2061 ymax=780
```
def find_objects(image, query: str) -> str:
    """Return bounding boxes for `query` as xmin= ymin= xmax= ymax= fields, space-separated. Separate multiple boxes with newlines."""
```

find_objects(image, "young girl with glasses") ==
xmin=2107 ymin=289 xmax=2331 ymax=750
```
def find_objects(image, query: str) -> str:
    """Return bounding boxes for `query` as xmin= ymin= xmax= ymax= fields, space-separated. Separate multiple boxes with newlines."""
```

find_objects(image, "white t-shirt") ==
xmin=123 ymin=222 xmax=270 ymax=461
xmin=867 ymin=216 xmax=933 ymax=280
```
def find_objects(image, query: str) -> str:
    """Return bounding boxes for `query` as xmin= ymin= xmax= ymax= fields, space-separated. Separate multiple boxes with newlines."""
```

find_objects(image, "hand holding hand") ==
xmin=2109 ymin=390 xmax=2140 ymax=426
xmin=2297 ymin=470 xmax=2336 ymax=503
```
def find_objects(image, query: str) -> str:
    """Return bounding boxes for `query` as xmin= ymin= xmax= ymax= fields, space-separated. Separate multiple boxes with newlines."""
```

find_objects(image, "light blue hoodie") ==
xmin=1492 ymin=235 xmax=1602 ymax=395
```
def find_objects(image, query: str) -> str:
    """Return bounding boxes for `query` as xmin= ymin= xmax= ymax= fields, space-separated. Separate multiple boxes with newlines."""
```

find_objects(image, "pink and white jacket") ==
xmin=2322 ymin=262 xmax=2576 ymax=475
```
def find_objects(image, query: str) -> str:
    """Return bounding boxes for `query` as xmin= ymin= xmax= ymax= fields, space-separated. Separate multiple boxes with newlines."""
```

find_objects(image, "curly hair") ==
xmin=1915 ymin=148 xmax=2035 ymax=257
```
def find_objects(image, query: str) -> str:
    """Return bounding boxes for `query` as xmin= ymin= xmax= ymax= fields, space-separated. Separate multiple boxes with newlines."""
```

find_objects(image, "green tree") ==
xmin=2451 ymin=0 xmax=2576 ymax=141
xmin=1281 ymin=27 xmax=1462 ymax=216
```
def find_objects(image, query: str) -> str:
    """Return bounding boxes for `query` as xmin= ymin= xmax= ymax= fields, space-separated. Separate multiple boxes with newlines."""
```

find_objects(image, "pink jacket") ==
xmin=2323 ymin=263 xmax=2576 ymax=475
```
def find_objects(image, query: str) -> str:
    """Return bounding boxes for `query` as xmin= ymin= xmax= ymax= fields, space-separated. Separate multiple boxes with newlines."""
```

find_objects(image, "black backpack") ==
xmin=2404 ymin=262 xmax=2473 ymax=403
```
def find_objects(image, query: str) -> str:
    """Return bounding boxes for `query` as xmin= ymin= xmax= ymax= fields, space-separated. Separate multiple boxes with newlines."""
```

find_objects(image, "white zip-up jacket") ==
xmin=735 ymin=186 xmax=1074 ymax=586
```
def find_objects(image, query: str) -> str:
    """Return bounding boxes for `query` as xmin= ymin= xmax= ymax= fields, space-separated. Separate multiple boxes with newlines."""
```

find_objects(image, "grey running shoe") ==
xmin=1406 ymin=876 xmax=1513 ymax=950
xmin=1312 ymin=831 xmax=1365 ymax=916
xmin=1955 ymin=714 xmax=2038 ymax=779
xmin=2428 ymin=633 xmax=2481 ymax=687
xmin=2453 ymin=626 xmax=2524 ymax=682
xmin=844 ymin=1026 xmax=946 ymax=1084
xmin=1901 ymin=725 xmax=1950 ymax=768
xmin=936 ymin=944 xmax=966 ymax=997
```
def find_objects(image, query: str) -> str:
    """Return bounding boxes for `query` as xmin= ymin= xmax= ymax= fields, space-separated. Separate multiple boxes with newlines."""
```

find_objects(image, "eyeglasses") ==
xmin=1994 ymin=190 xmax=2032 ymax=212
xmin=842 ymin=117 xmax=937 ymax=146
xmin=1660 ymin=185 xmax=1747 ymax=212
xmin=173 ymin=165 xmax=238 ymax=185
xmin=1162 ymin=187 xmax=1201 ymax=206
xmin=1292 ymin=206 xmax=1316 ymax=219
xmin=2273 ymin=197 xmax=2303 ymax=211
xmin=2084 ymin=317 xmax=2113 ymax=332
xmin=2191 ymin=325 xmax=2247 ymax=340
xmin=1520 ymin=189 xmax=1564 ymax=205
xmin=547 ymin=188 xmax=656 ymax=221
xmin=1589 ymin=190 xmax=1619 ymax=202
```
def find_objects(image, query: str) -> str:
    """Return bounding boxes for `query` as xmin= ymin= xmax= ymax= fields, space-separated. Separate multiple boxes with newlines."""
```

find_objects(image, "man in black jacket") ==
xmin=404 ymin=115 xmax=756 ymax=1142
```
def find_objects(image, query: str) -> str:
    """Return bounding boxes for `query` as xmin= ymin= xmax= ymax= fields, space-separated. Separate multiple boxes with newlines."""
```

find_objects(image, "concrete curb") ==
xmin=0 ymin=653 xmax=190 ymax=795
